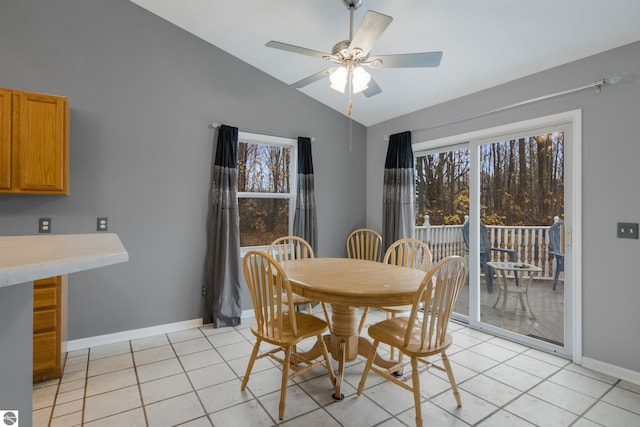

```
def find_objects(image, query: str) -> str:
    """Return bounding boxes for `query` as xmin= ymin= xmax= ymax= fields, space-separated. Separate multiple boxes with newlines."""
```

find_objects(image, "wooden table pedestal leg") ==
xmin=328 ymin=305 xmax=358 ymax=400
xmin=294 ymin=304 xmax=409 ymax=401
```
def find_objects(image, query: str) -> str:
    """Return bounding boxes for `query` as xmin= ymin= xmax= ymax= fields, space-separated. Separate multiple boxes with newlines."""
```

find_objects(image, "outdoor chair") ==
xmin=357 ymin=256 xmax=468 ymax=427
xmin=462 ymin=219 xmax=517 ymax=292
xmin=548 ymin=220 xmax=565 ymax=290
xmin=346 ymin=228 xmax=383 ymax=334
xmin=268 ymin=236 xmax=331 ymax=325
xmin=241 ymin=250 xmax=336 ymax=420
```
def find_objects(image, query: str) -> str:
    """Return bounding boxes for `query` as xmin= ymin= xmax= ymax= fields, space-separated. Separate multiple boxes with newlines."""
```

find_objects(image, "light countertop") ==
xmin=0 ymin=233 xmax=129 ymax=287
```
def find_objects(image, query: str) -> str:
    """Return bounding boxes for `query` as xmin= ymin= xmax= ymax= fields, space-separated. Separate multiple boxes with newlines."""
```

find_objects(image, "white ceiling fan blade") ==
xmin=373 ymin=51 xmax=443 ymax=68
xmin=348 ymin=11 xmax=393 ymax=57
xmin=265 ymin=41 xmax=329 ymax=60
xmin=289 ymin=68 xmax=336 ymax=89
xmin=363 ymin=77 xmax=382 ymax=98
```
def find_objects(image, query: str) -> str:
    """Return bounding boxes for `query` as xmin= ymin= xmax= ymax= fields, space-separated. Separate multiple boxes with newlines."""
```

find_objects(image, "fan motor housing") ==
xmin=343 ymin=0 xmax=363 ymax=10
xmin=332 ymin=40 xmax=352 ymax=57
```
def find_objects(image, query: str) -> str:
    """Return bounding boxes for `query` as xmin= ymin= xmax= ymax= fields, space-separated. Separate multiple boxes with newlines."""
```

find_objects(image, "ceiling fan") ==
xmin=266 ymin=0 xmax=443 ymax=114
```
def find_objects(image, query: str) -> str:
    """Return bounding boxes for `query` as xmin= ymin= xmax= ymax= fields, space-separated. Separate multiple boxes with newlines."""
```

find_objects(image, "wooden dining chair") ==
xmin=379 ymin=238 xmax=432 ymax=359
xmin=357 ymin=256 xmax=468 ymax=427
xmin=346 ymin=228 xmax=383 ymax=262
xmin=268 ymin=236 xmax=331 ymax=325
xmin=241 ymin=250 xmax=336 ymax=420
xmin=346 ymin=228 xmax=383 ymax=334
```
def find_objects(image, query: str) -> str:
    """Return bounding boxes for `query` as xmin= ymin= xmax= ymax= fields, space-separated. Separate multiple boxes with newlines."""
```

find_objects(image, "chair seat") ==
xmin=368 ymin=317 xmax=453 ymax=357
xmin=283 ymin=293 xmax=314 ymax=306
xmin=250 ymin=312 xmax=328 ymax=346
xmin=380 ymin=304 xmax=411 ymax=314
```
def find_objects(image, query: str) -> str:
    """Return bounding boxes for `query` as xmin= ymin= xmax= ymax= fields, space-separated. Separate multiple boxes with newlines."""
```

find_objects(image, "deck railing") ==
xmin=415 ymin=216 xmax=562 ymax=281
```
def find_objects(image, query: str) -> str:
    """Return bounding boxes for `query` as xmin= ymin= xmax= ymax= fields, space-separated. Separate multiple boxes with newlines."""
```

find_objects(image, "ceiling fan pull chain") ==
xmin=347 ymin=68 xmax=353 ymax=116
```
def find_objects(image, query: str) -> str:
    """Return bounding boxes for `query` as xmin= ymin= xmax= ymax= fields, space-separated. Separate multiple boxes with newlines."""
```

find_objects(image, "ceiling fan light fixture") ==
xmin=330 ymin=66 xmax=348 ymax=93
xmin=352 ymin=66 xmax=371 ymax=93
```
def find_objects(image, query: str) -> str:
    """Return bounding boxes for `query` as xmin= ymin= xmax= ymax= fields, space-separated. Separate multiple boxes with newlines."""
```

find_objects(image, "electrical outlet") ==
xmin=39 ymin=218 xmax=52 ymax=233
xmin=97 ymin=217 xmax=108 ymax=232
xmin=617 ymin=222 xmax=639 ymax=239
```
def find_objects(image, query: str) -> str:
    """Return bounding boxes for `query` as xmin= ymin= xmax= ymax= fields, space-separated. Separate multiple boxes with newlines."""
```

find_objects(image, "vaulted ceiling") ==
xmin=130 ymin=0 xmax=640 ymax=126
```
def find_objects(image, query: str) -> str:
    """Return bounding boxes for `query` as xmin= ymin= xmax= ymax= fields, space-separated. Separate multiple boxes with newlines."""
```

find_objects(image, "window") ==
xmin=237 ymin=132 xmax=296 ymax=248
xmin=415 ymin=145 xmax=470 ymax=227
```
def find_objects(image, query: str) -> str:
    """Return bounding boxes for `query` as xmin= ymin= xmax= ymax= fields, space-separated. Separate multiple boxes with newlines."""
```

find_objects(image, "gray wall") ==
xmin=367 ymin=41 xmax=640 ymax=373
xmin=0 ymin=0 xmax=367 ymax=339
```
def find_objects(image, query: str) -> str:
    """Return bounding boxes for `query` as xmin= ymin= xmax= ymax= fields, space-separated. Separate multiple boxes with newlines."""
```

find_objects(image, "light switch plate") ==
xmin=617 ymin=222 xmax=639 ymax=239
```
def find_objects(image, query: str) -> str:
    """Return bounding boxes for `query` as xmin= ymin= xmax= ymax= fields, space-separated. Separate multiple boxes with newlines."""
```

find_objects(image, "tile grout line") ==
xmin=170 ymin=327 xmax=218 ymax=426
xmin=182 ymin=328 xmax=219 ymax=426
xmin=80 ymin=348 xmax=90 ymax=426
xmin=221 ymin=326 xmax=279 ymax=425
xmin=422 ymin=331 xmax=565 ymax=426
xmin=130 ymin=338 xmax=151 ymax=427
xmin=45 ymin=353 xmax=66 ymax=427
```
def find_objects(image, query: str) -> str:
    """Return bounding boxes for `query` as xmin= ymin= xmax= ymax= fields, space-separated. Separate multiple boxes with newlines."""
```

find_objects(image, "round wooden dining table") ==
xmin=278 ymin=257 xmax=426 ymax=400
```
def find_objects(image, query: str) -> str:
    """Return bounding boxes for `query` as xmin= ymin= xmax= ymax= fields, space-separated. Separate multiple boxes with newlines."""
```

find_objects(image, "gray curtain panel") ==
xmin=382 ymin=131 xmax=416 ymax=251
xmin=203 ymin=125 xmax=242 ymax=328
xmin=293 ymin=137 xmax=318 ymax=254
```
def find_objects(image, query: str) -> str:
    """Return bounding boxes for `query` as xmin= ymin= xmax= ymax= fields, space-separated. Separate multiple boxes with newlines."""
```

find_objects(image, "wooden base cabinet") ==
xmin=0 ymin=88 xmax=69 ymax=194
xmin=33 ymin=275 xmax=67 ymax=383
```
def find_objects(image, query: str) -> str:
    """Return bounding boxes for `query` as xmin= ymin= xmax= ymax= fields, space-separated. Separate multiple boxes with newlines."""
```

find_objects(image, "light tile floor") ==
xmin=33 ymin=308 xmax=640 ymax=426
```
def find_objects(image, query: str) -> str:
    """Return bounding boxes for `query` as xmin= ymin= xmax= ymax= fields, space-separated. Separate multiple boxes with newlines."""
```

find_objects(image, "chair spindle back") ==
xmin=405 ymin=256 xmax=467 ymax=350
xmin=268 ymin=236 xmax=314 ymax=262
xmin=243 ymin=250 xmax=298 ymax=338
xmin=383 ymin=237 xmax=432 ymax=272
xmin=346 ymin=228 xmax=383 ymax=262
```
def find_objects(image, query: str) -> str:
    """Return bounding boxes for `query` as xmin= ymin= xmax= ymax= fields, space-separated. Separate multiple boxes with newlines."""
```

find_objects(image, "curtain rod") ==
xmin=385 ymin=75 xmax=621 ymax=140
xmin=208 ymin=123 xmax=316 ymax=142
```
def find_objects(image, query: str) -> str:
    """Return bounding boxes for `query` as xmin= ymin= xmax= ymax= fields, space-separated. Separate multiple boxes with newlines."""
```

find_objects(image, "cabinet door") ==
xmin=0 ymin=89 xmax=10 ymax=190
xmin=33 ymin=331 xmax=60 ymax=381
xmin=33 ymin=276 xmax=63 ymax=382
xmin=13 ymin=91 xmax=68 ymax=193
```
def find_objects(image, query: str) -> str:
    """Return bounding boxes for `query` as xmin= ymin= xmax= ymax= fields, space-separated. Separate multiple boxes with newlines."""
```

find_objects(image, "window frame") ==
xmin=237 ymin=131 xmax=297 ymax=253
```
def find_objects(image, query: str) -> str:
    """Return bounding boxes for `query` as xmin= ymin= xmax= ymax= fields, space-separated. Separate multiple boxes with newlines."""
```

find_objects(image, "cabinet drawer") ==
xmin=33 ymin=331 xmax=59 ymax=374
xmin=34 ymin=308 xmax=57 ymax=332
xmin=34 ymin=286 xmax=58 ymax=309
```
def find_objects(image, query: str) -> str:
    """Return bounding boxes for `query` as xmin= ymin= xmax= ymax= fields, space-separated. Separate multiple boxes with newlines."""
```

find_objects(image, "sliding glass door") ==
xmin=415 ymin=145 xmax=470 ymax=318
xmin=476 ymin=133 xmax=565 ymax=347
xmin=413 ymin=111 xmax=580 ymax=359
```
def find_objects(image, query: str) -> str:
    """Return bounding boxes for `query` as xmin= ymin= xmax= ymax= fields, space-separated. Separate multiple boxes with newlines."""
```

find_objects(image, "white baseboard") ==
xmin=582 ymin=357 xmax=640 ymax=385
xmin=241 ymin=308 xmax=255 ymax=319
xmin=66 ymin=318 xmax=204 ymax=352
xmin=66 ymin=310 xmax=257 ymax=352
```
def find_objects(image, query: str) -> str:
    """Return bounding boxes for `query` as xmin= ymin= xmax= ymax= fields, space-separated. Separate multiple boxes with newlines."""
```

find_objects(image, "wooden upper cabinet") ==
xmin=0 ymin=89 xmax=11 ymax=190
xmin=0 ymin=88 xmax=69 ymax=194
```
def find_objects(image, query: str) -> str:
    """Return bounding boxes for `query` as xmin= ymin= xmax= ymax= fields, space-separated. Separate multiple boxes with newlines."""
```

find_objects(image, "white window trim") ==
xmin=237 ymin=131 xmax=297 ymax=255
